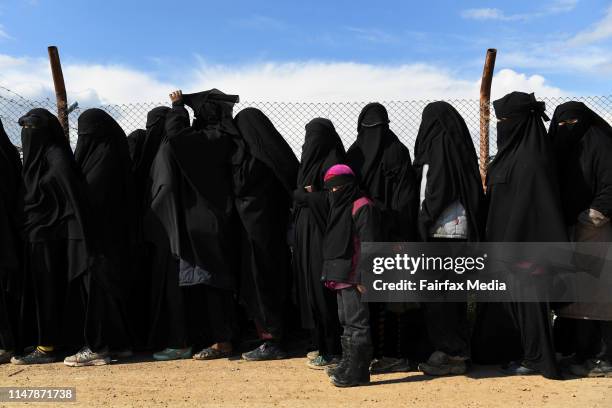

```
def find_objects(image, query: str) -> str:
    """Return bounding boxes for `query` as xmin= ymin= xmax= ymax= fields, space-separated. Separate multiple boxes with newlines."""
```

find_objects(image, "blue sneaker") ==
xmin=153 ymin=347 xmax=192 ymax=361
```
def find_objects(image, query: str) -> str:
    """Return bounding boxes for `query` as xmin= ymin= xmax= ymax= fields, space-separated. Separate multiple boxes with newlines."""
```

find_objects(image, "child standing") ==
xmin=321 ymin=164 xmax=381 ymax=387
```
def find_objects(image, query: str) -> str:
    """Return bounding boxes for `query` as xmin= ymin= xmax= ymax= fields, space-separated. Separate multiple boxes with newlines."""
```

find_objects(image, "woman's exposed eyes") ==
xmin=558 ymin=118 xmax=579 ymax=126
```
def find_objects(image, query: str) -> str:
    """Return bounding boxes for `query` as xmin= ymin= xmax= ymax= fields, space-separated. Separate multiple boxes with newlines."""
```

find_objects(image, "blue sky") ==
xmin=0 ymin=0 xmax=611 ymax=103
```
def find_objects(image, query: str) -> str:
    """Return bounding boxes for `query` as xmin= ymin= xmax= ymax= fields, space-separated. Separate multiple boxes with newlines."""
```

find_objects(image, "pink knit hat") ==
xmin=324 ymin=164 xmax=355 ymax=182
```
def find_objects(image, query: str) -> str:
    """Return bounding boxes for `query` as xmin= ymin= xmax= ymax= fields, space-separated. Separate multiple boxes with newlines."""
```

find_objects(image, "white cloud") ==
xmin=568 ymin=4 xmax=612 ymax=46
xmin=462 ymin=0 xmax=578 ymax=21
xmin=0 ymin=54 xmax=567 ymax=105
xmin=0 ymin=54 xmax=568 ymax=151
xmin=0 ymin=24 xmax=11 ymax=40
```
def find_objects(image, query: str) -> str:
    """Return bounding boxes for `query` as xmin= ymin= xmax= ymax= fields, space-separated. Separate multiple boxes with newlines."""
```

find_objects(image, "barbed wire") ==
xmin=1 ymin=87 xmax=611 ymax=159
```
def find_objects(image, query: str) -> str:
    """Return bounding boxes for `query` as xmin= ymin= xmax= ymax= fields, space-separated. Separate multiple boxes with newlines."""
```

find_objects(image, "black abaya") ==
xmin=148 ymin=90 xmax=238 ymax=347
xmin=74 ymin=108 xmax=133 ymax=351
xmin=233 ymin=108 xmax=298 ymax=339
xmin=19 ymin=108 xmax=95 ymax=347
xmin=293 ymin=118 xmax=344 ymax=355
xmin=414 ymin=102 xmax=485 ymax=360
xmin=0 ymin=118 xmax=22 ymax=352
xmin=479 ymin=92 xmax=566 ymax=379
xmin=549 ymin=101 xmax=612 ymax=361
xmin=346 ymin=102 xmax=418 ymax=241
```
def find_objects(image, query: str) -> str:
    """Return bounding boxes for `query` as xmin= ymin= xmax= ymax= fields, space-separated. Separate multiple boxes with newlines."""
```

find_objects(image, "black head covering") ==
xmin=127 ymin=128 xmax=146 ymax=161
xmin=486 ymin=92 xmax=567 ymax=242
xmin=19 ymin=108 xmax=95 ymax=279
xmin=414 ymin=101 xmax=484 ymax=241
xmin=346 ymin=102 xmax=418 ymax=240
xmin=75 ymin=108 xmax=131 ymax=228
xmin=549 ymin=101 xmax=612 ymax=222
xmin=298 ymin=118 xmax=345 ymax=189
xmin=322 ymin=168 xmax=363 ymax=264
xmin=234 ymin=107 xmax=299 ymax=195
xmin=75 ymin=108 xmax=132 ymax=293
xmin=130 ymin=107 xmax=170 ymax=208
xmin=183 ymin=88 xmax=239 ymax=129
xmin=0 ymin=117 xmax=22 ymax=272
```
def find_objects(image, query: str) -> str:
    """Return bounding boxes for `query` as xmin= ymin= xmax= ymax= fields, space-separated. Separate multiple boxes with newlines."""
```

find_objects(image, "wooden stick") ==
xmin=47 ymin=46 xmax=69 ymax=139
xmin=479 ymin=48 xmax=497 ymax=187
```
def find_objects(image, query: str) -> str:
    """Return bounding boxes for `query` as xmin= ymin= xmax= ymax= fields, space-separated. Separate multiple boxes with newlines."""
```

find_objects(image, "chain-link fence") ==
xmin=2 ymin=85 xmax=612 ymax=159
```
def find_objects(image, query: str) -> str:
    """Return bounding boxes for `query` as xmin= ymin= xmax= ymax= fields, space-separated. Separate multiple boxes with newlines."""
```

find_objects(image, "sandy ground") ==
xmin=1 ymin=355 xmax=611 ymax=408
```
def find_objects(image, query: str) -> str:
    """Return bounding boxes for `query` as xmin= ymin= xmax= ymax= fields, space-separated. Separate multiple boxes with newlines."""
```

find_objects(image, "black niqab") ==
xmin=480 ymin=92 xmax=566 ymax=380
xmin=19 ymin=108 xmax=95 ymax=277
xmin=549 ymin=101 xmax=612 ymax=223
xmin=293 ymin=118 xmax=344 ymax=339
xmin=75 ymin=108 xmax=132 ymax=295
xmin=0 ymin=117 xmax=22 ymax=273
xmin=346 ymin=103 xmax=418 ymax=241
xmin=486 ymin=92 xmax=567 ymax=242
xmin=234 ymin=107 xmax=299 ymax=195
xmin=414 ymin=101 xmax=484 ymax=242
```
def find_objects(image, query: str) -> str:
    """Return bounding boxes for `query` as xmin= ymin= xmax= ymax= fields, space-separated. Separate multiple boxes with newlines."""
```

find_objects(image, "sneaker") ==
xmin=418 ymin=351 xmax=468 ymax=376
xmin=570 ymin=359 xmax=612 ymax=378
xmin=306 ymin=350 xmax=319 ymax=360
xmin=64 ymin=347 xmax=111 ymax=367
xmin=11 ymin=348 xmax=55 ymax=365
xmin=370 ymin=357 xmax=411 ymax=374
xmin=501 ymin=361 xmax=539 ymax=376
xmin=0 ymin=349 xmax=13 ymax=364
xmin=152 ymin=347 xmax=192 ymax=361
xmin=110 ymin=349 xmax=133 ymax=359
xmin=307 ymin=354 xmax=340 ymax=370
xmin=241 ymin=341 xmax=287 ymax=361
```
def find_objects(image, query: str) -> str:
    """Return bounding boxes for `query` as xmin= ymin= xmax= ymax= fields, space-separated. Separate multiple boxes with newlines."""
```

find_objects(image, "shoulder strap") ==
xmin=352 ymin=197 xmax=372 ymax=217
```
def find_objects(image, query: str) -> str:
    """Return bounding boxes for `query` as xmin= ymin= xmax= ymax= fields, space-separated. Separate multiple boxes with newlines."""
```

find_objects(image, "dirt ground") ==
xmin=1 ymin=355 xmax=611 ymax=408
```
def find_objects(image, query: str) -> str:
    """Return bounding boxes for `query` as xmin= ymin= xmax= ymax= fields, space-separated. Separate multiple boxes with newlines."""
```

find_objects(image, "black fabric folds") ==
xmin=0 ymin=118 xmax=22 ymax=351
xmin=293 ymin=118 xmax=344 ymax=338
xmin=19 ymin=108 xmax=95 ymax=281
xmin=486 ymin=92 xmax=567 ymax=242
xmin=413 ymin=101 xmax=485 ymax=242
xmin=549 ymin=101 xmax=612 ymax=223
xmin=346 ymin=103 xmax=418 ymax=241
xmin=234 ymin=108 xmax=299 ymax=194
xmin=149 ymin=90 xmax=238 ymax=289
xmin=74 ymin=108 xmax=132 ymax=297
xmin=233 ymin=108 xmax=298 ymax=337
xmin=127 ymin=129 xmax=146 ymax=161
xmin=478 ymin=92 xmax=566 ymax=380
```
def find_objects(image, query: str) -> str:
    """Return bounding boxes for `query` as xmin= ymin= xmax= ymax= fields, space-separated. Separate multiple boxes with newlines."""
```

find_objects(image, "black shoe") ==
xmin=570 ymin=358 xmax=612 ymax=378
xmin=326 ymin=335 xmax=350 ymax=377
xmin=330 ymin=342 xmax=372 ymax=388
xmin=501 ymin=361 xmax=539 ymax=376
xmin=241 ymin=341 xmax=287 ymax=361
xmin=418 ymin=351 xmax=468 ymax=376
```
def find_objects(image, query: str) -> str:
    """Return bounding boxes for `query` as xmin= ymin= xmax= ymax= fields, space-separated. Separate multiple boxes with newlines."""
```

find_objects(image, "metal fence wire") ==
xmin=1 ymin=86 xmax=612 ymax=159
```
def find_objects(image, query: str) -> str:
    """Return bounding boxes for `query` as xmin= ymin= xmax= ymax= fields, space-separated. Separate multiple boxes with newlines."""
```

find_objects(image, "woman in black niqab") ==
xmin=346 ymin=103 xmax=419 ymax=366
xmin=0 ymin=118 xmax=22 ymax=360
xmin=549 ymin=101 xmax=612 ymax=376
xmin=293 ymin=118 xmax=344 ymax=363
xmin=13 ymin=108 xmax=95 ymax=364
xmin=413 ymin=102 xmax=485 ymax=374
xmin=129 ymin=107 xmax=170 ymax=348
xmin=68 ymin=108 xmax=132 ymax=360
xmin=346 ymin=102 xmax=418 ymax=241
xmin=474 ymin=92 xmax=566 ymax=379
xmin=147 ymin=90 xmax=238 ymax=360
xmin=233 ymin=107 xmax=299 ymax=360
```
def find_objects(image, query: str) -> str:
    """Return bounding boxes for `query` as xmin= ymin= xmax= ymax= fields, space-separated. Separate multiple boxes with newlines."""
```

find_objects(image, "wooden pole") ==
xmin=47 ymin=46 xmax=69 ymax=139
xmin=479 ymin=48 xmax=497 ymax=187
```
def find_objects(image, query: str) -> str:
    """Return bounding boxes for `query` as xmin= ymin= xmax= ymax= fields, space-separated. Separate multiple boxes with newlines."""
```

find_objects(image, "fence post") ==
xmin=479 ymin=48 xmax=496 ymax=187
xmin=47 ymin=46 xmax=69 ymax=140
